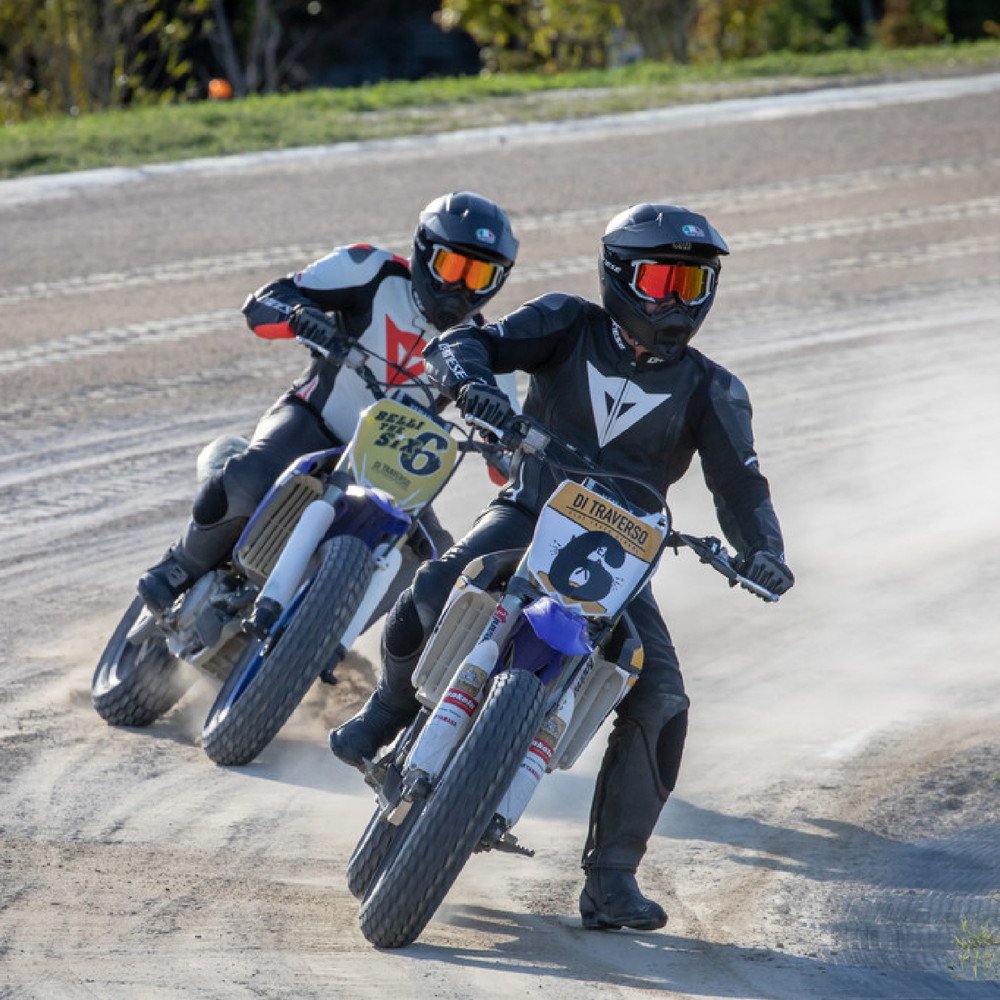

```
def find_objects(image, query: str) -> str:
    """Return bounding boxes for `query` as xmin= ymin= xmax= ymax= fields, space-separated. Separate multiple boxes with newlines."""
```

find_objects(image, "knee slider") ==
xmin=655 ymin=709 xmax=688 ymax=794
xmin=192 ymin=472 xmax=229 ymax=526
xmin=384 ymin=589 xmax=429 ymax=660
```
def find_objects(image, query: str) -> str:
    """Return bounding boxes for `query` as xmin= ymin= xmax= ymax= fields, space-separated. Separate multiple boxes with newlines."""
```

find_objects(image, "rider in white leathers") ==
xmin=137 ymin=192 xmax=519 ymax=618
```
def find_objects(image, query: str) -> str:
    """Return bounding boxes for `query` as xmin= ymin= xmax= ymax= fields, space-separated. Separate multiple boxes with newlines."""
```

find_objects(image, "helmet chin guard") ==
xmin=600 ymin=204 xmax=729 ymax=362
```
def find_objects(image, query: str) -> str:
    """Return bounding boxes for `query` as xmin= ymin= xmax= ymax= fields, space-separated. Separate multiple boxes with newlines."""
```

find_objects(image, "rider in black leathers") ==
xmin=330 ymin=203 xmax=795 ymax=931
xmin=137 ymin=192 xmax=519 ymax=618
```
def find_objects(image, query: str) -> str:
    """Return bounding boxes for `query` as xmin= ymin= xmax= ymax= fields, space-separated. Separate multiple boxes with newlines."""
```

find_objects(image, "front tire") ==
xmin=201 ymin=534 xmax=374 ymax=766
xmin=92 ymin=597 xmax=190 ymax=727
xmin=359 ymin=669 xmax=546 ymax=948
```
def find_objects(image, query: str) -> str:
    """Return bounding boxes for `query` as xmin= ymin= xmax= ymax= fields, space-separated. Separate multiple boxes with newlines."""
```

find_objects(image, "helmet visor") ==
xmin=631 ymin=260 xmax=714 ymax=306
xmin=429 ymin=245 xmax=504 ymax=294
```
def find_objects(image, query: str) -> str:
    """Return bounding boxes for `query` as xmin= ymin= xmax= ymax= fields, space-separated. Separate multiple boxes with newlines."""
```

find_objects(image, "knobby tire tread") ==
xmin=359 ymin=669 xmax=546 ymax=948
xmin=91 ymin=597 xmax=188 ymax=727
xmin=347 ymin=807 xmax=403 ymax=900
xmin=201 ymin=535 xmax=374 ymax=765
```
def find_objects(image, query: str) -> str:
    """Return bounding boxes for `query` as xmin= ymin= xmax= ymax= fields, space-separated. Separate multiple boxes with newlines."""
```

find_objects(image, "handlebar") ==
xmin=297 ymin=333 xmax=439 ymax=412
xmin=670 ymin=532 xmax=780 ymax=603
xmin=469 ymin=412 xmax=566 ymax=461
xmin=298 ymin=336 xmax=510 ymax=477
xmin=467 ymin=412 xmax=780 ymax=603
xmin=467 ymin=411 xmax=667 ymax=515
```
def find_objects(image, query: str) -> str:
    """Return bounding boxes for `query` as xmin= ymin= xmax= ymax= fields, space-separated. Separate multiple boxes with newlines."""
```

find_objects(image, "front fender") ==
xmin=522 ymin=596 xmax=591 ymax=656
xmin=499 ymin=597 xmax=591 ymax=687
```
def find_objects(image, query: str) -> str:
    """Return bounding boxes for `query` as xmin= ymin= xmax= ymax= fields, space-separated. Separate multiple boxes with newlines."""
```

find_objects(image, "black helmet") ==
xmin=411 ymin=191 xmax=518 ymax=330
xmin=600 ymin=203 xmax=729 ymax=363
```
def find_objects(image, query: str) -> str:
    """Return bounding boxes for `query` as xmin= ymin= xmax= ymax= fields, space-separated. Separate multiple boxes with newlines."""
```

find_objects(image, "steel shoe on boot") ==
xmin=137 ymin=553 xmax=195 ymax=616
xmin=329 ymin=688 xmax=416 ymax=767
xmin=579 ymin=868 xmax=667 ymax=931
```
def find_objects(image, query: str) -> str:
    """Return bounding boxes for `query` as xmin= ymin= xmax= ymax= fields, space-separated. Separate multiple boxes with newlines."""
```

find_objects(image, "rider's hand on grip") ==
xmin=289 ymin=305 xmax=343 ymax=351
xmin=458 ymin=381 xmax=513 ymax=429
xmin=739 ymin=549 xmax=794 ymax=598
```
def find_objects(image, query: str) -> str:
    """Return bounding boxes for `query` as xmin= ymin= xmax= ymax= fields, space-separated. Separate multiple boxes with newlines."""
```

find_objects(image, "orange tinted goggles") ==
xmin=631 ymin=260 xmax=714 ymax=305
xmin=429 ymin=245 xmax=503 ymax=293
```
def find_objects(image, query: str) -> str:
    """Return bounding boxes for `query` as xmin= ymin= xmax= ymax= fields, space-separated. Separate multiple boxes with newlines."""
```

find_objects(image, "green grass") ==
xmin=2 ymin=40 xmax=999 ymax=181
xmin=952 ymin=919 xmax=1000 ymax=980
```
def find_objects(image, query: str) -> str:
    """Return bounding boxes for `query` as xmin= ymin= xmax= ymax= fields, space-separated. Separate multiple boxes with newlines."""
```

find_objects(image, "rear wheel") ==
xmin=359 ymin=669 xmax=546 ymax=948
xmin=92 ymin=597 xmax=190 ymax=727
xmin=201 ymin=535 xmax=374 ymax=766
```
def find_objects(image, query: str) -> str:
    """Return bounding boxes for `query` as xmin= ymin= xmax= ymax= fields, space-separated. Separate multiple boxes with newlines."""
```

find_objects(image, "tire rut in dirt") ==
xmin=201 ymin=534 xmax=375 ymax=766
xmin=359 ymin=669 xmax=547 ymax=949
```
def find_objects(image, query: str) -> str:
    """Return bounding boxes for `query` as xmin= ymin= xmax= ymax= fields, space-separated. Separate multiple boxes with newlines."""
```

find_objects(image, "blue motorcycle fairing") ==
xmin=523 ymin=596 xmax=592 ymax=656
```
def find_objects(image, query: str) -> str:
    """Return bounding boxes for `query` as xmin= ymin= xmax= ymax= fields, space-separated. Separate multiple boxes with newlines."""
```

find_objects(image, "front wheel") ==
xmin=201 ymin=534 xmax=375 ymax=766
xmin=359 ymin=669 xmax=547 ymax=948
xmin=92 ymin=597 xmax=190 ymax=727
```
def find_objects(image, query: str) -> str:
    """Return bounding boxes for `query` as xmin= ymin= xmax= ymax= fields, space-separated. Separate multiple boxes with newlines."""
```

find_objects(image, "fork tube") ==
xmin=404 ymin=591 xmax=522 ymax=782
xmin=255 ymin=496 xmax=338 ymax=610
xmin=496 ymin=686 xmax=575 ymax=829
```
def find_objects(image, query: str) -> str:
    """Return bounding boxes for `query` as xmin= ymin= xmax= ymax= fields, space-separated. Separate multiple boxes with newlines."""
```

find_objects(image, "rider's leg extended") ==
xmin=579 ymin=585 xmax=689 ymax=931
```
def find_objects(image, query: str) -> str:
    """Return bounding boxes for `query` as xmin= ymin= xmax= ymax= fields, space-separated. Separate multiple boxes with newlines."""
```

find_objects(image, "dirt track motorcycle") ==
xmin=92 ymin=333 xmax=497 ymax=766
xmin=348 ymin=411 xmax=780 ymax=949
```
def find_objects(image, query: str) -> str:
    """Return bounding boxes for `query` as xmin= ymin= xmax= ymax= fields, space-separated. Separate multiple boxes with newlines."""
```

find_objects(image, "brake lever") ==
xmin=294 ymin=334 xmax=351 ymax=362
xmin=465 ymin=414 xmax=506 ymax=440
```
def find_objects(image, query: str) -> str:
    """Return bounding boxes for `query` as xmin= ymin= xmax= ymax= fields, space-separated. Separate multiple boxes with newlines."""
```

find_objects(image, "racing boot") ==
xmin=579 ymin=868 xmax=667 ymax=931
xmin=137 ymin=549 xmax=196 ymax=616
xmin=137 ymin=515 xmax=244 ymax=616
xmin=578 ymin=710 xmax=688 ymax=932
xmin=329 ymin=681 xmax=417 ymax=767
xmin=331 ymin=593 xmax=430 ymax=766
xmin=329 ymin=632 xmax=422 ymax=767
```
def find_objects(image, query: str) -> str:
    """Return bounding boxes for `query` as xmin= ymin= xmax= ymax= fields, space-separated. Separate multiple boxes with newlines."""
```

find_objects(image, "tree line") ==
xmin=1 ymin=0 xmax=996 ymax=121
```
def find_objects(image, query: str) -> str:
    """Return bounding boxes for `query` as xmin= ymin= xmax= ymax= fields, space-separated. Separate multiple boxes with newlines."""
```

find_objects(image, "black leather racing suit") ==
xmin=378 ymin=291 xmax=788 ymax=874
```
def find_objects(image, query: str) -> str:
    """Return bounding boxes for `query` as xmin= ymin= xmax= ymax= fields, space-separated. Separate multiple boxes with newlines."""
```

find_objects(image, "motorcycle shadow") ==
xmin=400 ymin=904 xmax=991 ymax=998
xmin=125 ymin=679 xmax=363 ymax=796
xmin=400 ymin=903 xmax=845 ymax=998
xmin=211 ymin=732 xmax=362 ymax=796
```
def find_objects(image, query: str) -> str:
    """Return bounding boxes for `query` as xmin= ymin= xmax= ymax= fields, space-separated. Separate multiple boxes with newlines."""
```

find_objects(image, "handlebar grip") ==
xmin=673 ymin=533 xmax=779 ymax=602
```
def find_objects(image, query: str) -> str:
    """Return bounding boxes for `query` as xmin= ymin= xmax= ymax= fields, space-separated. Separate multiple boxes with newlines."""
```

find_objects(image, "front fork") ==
xmin=245 ymin=476 xmax=348 ymax=635
xmin=392 ymin=592 xmax=581 ymax=835
xmin=399 ymin=589 xmax=525 ymax=791
xmin=495 ymin=686 xmax=575 ymax=831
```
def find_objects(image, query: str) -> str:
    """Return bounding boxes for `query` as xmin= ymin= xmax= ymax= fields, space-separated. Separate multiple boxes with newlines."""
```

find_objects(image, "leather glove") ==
xmin=457 ymin=381 xmax=513 ymax=429
xmin=288 ymin=305 xmax=343 ymax=351
xmin=739 ymin=549 xmax=795 ymax=598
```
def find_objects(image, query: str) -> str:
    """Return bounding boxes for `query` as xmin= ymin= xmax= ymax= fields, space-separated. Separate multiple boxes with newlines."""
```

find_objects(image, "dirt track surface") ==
xmin=2 ymin=74 xmax=1000 ymax=998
